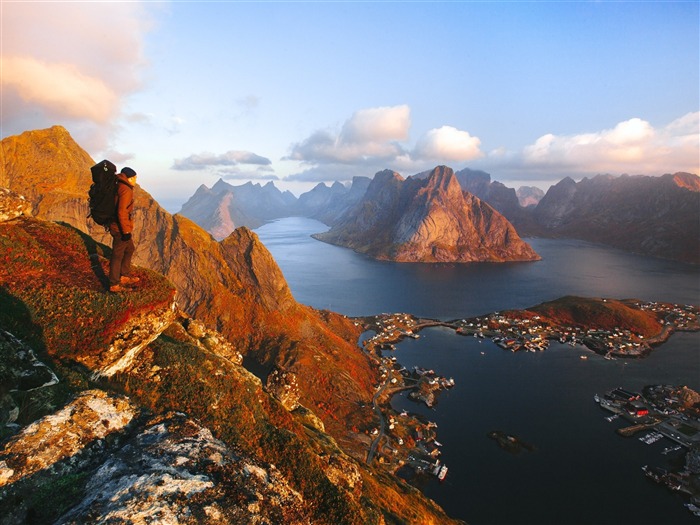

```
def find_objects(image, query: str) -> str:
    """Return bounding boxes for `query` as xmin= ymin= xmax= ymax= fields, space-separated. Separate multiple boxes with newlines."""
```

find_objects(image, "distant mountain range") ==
xmin=526 ymin=173 xmax=700 ymax=264
xmin=180 ymin=165 xmax=699 ymax=265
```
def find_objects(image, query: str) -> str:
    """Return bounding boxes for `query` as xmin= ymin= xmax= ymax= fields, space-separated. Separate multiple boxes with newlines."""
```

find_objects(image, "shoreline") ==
xmin=354 ymin=297 xmax=698 ymax=483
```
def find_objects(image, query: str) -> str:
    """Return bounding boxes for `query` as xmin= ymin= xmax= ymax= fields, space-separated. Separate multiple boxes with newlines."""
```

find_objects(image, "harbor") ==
xmin=356 ymin=304 xmax=699 ymax=493
xmin=595 ymin=384 xmax=700 ymax=514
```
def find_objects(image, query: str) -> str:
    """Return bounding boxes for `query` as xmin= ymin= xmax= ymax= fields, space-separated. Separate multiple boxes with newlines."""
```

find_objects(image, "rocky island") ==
xmin=313 ymin=166 xmax=540 ymax=263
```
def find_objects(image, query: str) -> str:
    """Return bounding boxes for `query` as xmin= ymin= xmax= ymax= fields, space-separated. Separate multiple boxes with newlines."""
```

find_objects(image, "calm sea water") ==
xmin=256 ymin=217 xmax=700 ymax=525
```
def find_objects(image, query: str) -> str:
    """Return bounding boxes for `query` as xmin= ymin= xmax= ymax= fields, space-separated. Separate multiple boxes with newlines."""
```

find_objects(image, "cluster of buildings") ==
xmin=595 ymin=384 xmax=700 ymax=512
xmin=355 ymin=301 xmax=699 ymax=490
xmin=452 ymin=300 xmax=698 ymax=358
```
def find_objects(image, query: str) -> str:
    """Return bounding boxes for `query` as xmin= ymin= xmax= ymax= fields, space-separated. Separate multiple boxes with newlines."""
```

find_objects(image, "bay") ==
xmin=256 ymin=217 xmax=700 ymax=524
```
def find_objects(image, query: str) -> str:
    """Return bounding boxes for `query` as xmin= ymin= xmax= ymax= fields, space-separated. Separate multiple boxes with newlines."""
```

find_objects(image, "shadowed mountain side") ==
xmin=315 ymin=166 xmax=540 ymax=263
xmin=528 ymin=173 xmax=700 ymax=264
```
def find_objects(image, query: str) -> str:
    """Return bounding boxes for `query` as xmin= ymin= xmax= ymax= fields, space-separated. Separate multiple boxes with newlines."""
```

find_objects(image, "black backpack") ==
xmin=88 ymin=160 xmax=117 ymax=226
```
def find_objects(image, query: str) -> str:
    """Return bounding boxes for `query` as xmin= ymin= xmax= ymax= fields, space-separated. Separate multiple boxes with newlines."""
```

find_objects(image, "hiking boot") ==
xmin=109 ymin=284 xmax=129 ymax=293
xmin=120 ymin=276 xmax=140 ymax=285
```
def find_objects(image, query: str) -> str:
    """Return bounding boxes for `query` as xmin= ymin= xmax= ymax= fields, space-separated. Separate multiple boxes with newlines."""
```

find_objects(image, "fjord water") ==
xmin=256 ymin=217 xmax=700 ymax=525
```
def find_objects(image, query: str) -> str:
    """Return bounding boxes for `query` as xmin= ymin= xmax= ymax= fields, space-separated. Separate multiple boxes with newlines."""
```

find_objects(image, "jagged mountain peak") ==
xmin=372 ymin=168 xmax=404 ymax=184
xmin=668 ymin=171 xmax=700 ymax=191
xmin=315 ymin=165 xmax=540 ymax=263
xmin=418 ymin=165 xmax=462 ymax=197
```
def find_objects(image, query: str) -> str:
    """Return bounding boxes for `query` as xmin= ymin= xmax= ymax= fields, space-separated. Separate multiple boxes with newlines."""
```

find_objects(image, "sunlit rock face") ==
xmin=315 ymin=165 xmax=540 ymax=263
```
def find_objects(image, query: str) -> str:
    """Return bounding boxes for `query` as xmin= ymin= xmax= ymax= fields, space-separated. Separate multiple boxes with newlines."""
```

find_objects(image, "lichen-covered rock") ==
xmin=265 ymin=368 xmax=301 ymax=411
xmin=0 ymin=188 xmax=31 ymax=222
xmin=56 ymin=412 xmax=308 ymax=525
xmin=0 ymin=390 xmax=138 ymax=488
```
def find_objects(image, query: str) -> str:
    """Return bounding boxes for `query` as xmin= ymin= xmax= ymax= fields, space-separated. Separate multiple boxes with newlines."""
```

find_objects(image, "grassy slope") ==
xmin=0 ymin=216 xmax=463 ymax=525
xmin=526 ymin=295 xmax=663 ymax=337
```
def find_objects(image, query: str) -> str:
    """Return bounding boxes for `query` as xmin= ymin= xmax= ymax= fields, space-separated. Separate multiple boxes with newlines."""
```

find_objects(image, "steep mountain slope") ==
xmin=315 ymin=166 xmax=540 ymax=262
xmin=297 ymin=176 xmax=372 ymax=225
xmin=531 ymin=173 xmax=700 ymax=264
xmin=0 ymin=126 xmax=381 ymax=449
xmin=0 ymin=207 xmax=461 ymax=524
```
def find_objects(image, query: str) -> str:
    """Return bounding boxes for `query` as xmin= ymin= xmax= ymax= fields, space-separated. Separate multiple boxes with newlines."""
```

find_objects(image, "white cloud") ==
xmin=519 ymin=114 xmax=699 ymax=176
xmin=412 ymin=126 xmax=484 ymax=162
xmin=339 ymin=105 xmax=411 ymax=144
xmin=172 ymin=150 xmax=272 ymax=170
xmin=287 ymin=105 xmax=410 ymax=164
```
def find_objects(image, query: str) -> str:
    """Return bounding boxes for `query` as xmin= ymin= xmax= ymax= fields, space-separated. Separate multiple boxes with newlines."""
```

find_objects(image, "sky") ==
xmin=2 ymin=0 xmax=699 ymax=212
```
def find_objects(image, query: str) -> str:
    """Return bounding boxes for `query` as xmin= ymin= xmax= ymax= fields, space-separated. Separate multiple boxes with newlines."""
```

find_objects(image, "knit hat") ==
xmin=121 ymin=167 xmax=137 ymax=178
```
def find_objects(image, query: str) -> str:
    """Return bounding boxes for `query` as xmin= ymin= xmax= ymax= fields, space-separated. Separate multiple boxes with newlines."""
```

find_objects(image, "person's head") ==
xmin=121 ymin=167 xmax=137 ymax=180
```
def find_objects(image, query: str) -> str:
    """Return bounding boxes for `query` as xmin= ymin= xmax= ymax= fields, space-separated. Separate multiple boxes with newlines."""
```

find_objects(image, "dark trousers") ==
xmin=109 ymin=226 xmax=135 ymax=285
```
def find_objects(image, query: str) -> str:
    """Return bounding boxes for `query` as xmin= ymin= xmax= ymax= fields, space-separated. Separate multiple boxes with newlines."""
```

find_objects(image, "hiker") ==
xmin=108 ymin=167 xmax=140 ymax=293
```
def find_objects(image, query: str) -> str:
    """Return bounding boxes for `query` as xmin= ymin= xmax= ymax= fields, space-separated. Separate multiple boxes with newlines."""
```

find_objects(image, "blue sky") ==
xmin=2 ymin=1 xmax=698 ymax=211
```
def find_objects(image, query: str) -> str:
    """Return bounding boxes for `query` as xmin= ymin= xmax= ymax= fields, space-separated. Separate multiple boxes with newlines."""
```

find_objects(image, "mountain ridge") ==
xmin=314 ymin=166 xmax=541 ymax=263
xmin=175 ymin=160 xmax=698 ymax=264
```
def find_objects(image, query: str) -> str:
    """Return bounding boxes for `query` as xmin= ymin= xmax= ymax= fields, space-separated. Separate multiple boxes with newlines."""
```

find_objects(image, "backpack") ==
xmin=88 ymin=159 xmax=117 ymax=226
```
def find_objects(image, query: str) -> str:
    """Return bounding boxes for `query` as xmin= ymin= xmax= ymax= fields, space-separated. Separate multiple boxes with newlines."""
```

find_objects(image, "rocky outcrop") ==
xmin=315 ymin=166 xmax=540 ymax=263
xmin=0 ymin=329 xmax=59 ymax=430
xmin=265 ymin=368 xmax=301 ymax=411
xmin=0 ymin=189 xmax=31 ymax=222
xmin=531 ymin=173 xmax=700 ymax=264
xmin=0 ymin=390 xmax=311 ymax=525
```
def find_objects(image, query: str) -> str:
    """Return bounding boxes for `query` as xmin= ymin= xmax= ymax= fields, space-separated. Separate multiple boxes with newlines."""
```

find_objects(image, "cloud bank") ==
xmin=287 ymin=105 xmax=411 ymax=164
xmin=286 ymin=106 xmax=698 ymax=185
xmin=514 ymin=113 xmax=699 ymax=178
xmin=286 ymin=105 xmax=487 ymax=182
xmin=1 ymin=1 xmax=155 ymax=152
xmin=172 ymin=150 xmax=276 ymax=181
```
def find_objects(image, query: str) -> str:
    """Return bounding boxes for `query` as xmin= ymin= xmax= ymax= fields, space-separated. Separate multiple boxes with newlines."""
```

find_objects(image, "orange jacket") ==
xmin=114 ymin=173 xmax=135 ymax=234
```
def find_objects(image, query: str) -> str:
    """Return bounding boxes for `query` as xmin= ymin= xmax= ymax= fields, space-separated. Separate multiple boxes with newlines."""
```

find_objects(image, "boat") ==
xmin=662 ymin=445 xmax=682 ymax=455
xmin=437 ymin=464 xmax=448 ymax=481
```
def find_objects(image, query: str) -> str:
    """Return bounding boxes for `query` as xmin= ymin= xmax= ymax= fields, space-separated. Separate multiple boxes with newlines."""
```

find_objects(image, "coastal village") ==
xmin=595 ymin=384 xmax=700 ymax=516
xmin=352 ymin=298 xmax=700 ymax=511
